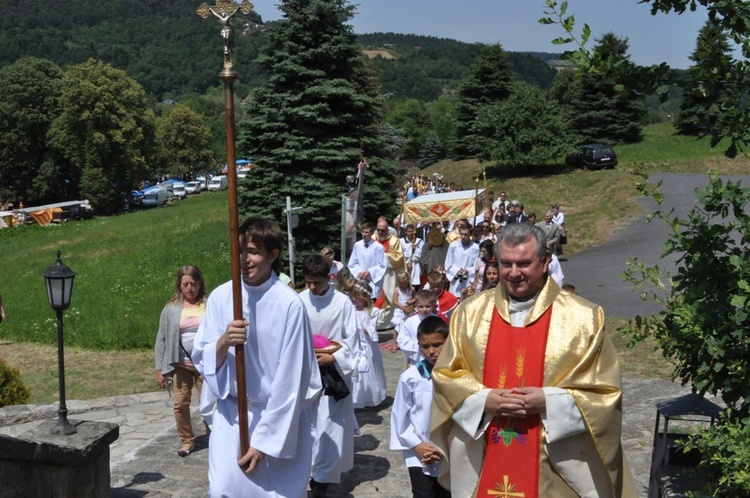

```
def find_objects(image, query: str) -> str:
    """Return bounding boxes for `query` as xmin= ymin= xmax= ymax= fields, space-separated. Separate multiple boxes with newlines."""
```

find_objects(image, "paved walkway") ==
xmin=0 ymin=334 xmax=705 ymax=498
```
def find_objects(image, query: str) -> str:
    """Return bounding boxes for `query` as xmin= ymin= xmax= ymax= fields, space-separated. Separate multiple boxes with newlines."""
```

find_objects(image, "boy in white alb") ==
xmin=390 ymin=315 xmax=451 ymax=498
xmin=193 ymin=218 xmax=321 ymax=497
xmin=398 ymin=290 xmax=438 ymax=366
xmin=300 ymin=255 xmax=360 ymax=498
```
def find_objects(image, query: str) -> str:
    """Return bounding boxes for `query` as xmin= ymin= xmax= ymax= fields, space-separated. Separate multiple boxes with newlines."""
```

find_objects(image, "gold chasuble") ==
xmin=477 ymin=307 xmax=552 ymax=497
xmin=430 ymin=279 xmax=637 ymax=498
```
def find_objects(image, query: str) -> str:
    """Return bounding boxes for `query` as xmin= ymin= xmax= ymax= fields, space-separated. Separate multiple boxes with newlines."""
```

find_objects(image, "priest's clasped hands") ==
xmin=485 ymin=387 xmax=546 ymax=419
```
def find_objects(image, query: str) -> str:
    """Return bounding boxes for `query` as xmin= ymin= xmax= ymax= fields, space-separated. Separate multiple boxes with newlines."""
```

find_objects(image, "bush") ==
xmin=682 ymin=414 xmax=750 ymax=497
xmin=0 ymin=357 xmax=31 ymax=407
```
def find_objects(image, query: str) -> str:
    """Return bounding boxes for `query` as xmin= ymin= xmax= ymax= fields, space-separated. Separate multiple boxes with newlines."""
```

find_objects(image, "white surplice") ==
xmin=397 ymin=313 xmax=428 ymax=366
xmin=444 ymin=239 xmax=480 ymax=297
xmin=352 ymin=307 xmax=387 ymax=408
xmin=347 ymin=239 xmax=386 ymax=298
xmin=193 ymin=274 xmax=321 ymax=498
xmin=390 ymin=365 xmax=442 ymax=477
xmin=300 ymin=286 xmax=360 ymax=484
xmin=401 ymin=236 xmax=424 ymax=285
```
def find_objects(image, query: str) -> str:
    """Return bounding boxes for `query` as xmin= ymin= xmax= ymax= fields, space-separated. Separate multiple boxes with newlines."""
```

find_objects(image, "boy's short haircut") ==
xmin=302 ymin=254 xmax=329 ymax=278
xmin=561 ymin=283 xmax=577 ymax=294
xmin=239 ymin=217 xmax=283 ymax=274
xmin=417 ymin=315 xmax=449 ymax=339
xmin=415 ymin=289 xmax=437 ymax=304
xmin=427 ymin=271 xmax=445 ymax=286
xmin=361 ymin=221 xmax=375 ymax=231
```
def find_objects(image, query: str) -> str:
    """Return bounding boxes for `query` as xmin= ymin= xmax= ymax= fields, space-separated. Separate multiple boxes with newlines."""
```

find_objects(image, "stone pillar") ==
xmin=0 ymin=419 xmax=119 ymax=497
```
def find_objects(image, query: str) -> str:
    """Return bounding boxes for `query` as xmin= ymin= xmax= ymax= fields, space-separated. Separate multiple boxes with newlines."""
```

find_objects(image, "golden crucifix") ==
xmin=197 ymin=0 xmax=255 ymax=70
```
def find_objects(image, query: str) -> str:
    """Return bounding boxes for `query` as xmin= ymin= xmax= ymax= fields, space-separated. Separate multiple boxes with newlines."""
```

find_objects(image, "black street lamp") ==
xmin=41 ymin=251 xmax=77 ymax=435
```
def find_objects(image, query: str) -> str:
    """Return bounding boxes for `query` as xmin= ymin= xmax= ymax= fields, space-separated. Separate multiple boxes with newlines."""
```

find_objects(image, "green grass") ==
xmin=0 ymin=192 xmax=234 ymax=350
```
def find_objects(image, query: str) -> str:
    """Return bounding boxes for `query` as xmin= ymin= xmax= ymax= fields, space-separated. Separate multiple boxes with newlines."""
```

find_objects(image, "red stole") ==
xmin=377 ymin=236 xmax=391 ymax=252
xmin=476 ymin=306 xmax=552 ymax=498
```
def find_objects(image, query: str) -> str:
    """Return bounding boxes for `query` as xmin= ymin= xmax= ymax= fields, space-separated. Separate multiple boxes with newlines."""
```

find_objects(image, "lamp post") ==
xmin=41 ymin=251 xmax=77 ymax=435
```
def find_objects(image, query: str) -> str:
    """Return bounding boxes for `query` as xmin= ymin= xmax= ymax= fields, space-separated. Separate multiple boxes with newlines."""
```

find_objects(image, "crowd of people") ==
xmin=152 ymin=195 xmax=634 ymax=497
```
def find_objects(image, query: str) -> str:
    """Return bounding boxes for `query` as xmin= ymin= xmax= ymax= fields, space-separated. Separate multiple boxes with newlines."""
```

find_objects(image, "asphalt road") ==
xmin=562 ymin=172 xmax=750 ymax=318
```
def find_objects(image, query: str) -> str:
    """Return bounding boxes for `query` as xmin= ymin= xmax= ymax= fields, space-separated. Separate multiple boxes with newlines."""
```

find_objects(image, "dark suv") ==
xmin=566 ymin=144 xmax=618 ymax=170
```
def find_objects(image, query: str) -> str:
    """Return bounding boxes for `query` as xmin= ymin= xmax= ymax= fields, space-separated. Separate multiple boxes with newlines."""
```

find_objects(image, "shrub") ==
xmin=0 ymin=357 xmax=31 ymax=407
xmin=682 ymin=414 xmax=750 ymax=497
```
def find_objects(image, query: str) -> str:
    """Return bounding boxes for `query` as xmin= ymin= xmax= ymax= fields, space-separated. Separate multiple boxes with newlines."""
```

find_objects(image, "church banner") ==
xmin=403 ymin=189 xmax=486 ymax=225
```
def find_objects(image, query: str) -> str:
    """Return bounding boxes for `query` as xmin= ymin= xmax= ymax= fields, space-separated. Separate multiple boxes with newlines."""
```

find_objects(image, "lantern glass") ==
xmin=42 ymin=252 xmax=76 ymax=310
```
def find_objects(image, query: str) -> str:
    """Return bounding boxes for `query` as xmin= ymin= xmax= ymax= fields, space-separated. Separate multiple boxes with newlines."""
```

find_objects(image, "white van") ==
xmin=172 ymin=182 xmax=186 ymax=199
xmin=141 ymin=187 xmax=168 ymax=207
xmin=208 ymin=175 xmax=228 ymax=191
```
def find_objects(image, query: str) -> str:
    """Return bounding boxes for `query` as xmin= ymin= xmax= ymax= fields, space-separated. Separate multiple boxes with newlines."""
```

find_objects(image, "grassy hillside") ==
xmin=0 ymin=192 xmax=233 ymax=350
xmin=422 ymin=123 xmax=748 ymax=253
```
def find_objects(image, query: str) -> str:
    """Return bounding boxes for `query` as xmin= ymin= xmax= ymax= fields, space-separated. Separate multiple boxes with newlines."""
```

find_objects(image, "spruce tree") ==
xmin=237 ymin=0 xmax=395 ymax=263
xmin=451 ymin=44 xmax=513 ymax=159
xmin=675 ymin=20 xmax=732 ymax=137
xmin=554 ymin=33 xmax=647 ymax=144
xmin=416 ymin=134 xmax=445 ymax=168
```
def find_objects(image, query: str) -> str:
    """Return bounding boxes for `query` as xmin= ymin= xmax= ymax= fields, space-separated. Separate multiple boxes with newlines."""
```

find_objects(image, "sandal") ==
xmin=177 ymin=443 xmax=194 ymax=457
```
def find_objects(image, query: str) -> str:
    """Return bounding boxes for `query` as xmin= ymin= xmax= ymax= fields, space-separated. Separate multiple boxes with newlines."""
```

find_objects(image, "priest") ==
xmin=431 ymin=222 xmax=637 ymax=498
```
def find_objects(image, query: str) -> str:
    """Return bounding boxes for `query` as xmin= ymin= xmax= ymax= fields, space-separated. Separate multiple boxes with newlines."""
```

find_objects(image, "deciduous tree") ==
xmin=476 ymin=83 xmax=578 ymax=168
xmin=156 ymin=104 xmax=213 ymax=179
xmin=47 ymin=58 xmax=157 ymax=214
xmin=0 ymin=57 xmax=64 ymax=205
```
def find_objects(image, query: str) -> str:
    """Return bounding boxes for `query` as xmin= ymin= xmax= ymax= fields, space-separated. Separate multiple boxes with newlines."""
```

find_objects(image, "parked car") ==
xmin=208 ymin=175 xmax=228 ymax=191
xmin=185 ymin=181 xmax=202 ymax=194
xmin=566 ymin=144 xmax=618 ymax=170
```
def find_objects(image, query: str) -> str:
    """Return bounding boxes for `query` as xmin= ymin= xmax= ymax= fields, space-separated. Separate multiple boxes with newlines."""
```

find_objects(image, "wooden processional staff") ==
xmin=197 ymin=0 xmax=255 ymax=463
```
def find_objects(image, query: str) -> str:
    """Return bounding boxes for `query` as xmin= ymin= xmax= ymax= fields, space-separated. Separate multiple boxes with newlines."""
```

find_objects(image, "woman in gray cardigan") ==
xmin=154 ymin=265 xmax=207 ymax=457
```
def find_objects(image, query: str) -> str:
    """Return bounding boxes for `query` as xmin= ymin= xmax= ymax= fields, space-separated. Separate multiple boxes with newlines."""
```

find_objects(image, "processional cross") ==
xmin=196 ymin=0 xmax=255 ymax=465
xmin=197 ymin=0 xmax=254 ymax=71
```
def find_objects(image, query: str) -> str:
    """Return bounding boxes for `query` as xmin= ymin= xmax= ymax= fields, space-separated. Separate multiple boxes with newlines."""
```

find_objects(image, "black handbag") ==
xmin=319 ymin=365 xmax=350 ymax=400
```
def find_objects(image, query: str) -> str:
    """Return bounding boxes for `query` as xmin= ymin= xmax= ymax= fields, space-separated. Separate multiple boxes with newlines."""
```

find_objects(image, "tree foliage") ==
xmin=416 ymin=134 xmax=445 ymax=168
xmin=0 ymin=0 xmax=268 ymax=101
xmin=236 ymin=0 xmax=395 ymax=262
xmin=675 ymin=19 xmax=733 ymax=137
xmin=451 ymin=44 xmax=514 ymax=159
xmin=0 ymin=57 xmax=64 ymax=205
xmin=156 ymin=104 xmax=213 ymax=179
xmin=47 ymin=59 xmax=157 ymax=214
xmin=475 ymin=83 xmax=578 ymax=168
xmin=622 ymin=171 xmax=750 ymax=416
xmin=541 ymin=0 xmax=750 ymax=156
xmin=385 ymin=99 xmax=433 ymax=159
xmin=551 ymin=33 xmax=647 ymax=144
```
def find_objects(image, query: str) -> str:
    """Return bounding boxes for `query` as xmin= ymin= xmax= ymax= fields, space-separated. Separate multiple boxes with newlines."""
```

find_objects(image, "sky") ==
xmin=247 ymin=0 xmax=711 ymax=69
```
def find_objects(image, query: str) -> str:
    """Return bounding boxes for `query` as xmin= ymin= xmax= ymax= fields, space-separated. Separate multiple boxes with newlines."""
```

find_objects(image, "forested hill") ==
xmin=357 ymin=33 xmax=561 ymax=100
xmin=0 ymin=0 xmax=560 ymax=102
xmin=0 ymin=0 xmax=267 ymax=99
